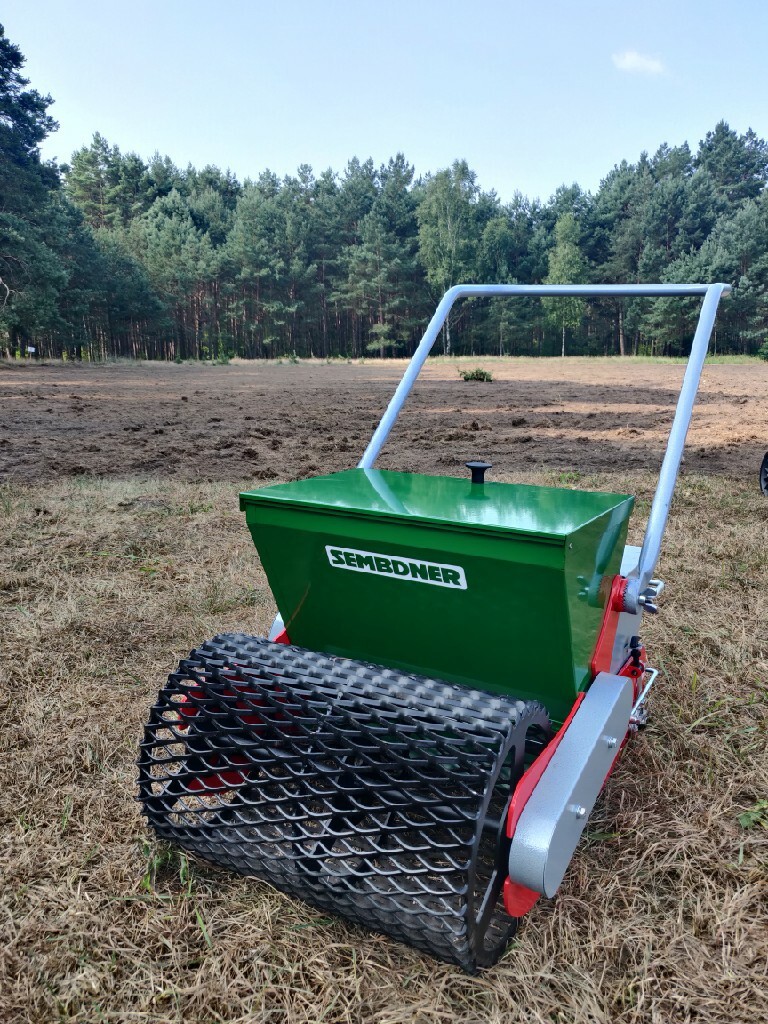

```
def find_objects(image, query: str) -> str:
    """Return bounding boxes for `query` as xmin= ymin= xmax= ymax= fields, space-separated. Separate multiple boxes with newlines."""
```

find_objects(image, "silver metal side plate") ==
xmin=268 ymin=613 xmax=285 ymax=641
xmin=620 ymin=544 xmax=641 ymax=578
xmin=508 ymin=672 xmax=634 ymax=898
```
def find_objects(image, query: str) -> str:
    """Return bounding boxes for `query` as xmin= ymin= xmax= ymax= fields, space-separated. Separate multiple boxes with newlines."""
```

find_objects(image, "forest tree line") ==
xmin=2 ymin=23 xmax=768 ymax=362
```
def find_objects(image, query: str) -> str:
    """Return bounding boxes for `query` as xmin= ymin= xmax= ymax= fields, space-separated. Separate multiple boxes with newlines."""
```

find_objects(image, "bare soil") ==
xmin=1 ymin=356 xmax=766 ymax=483
xmin=1 ymin=357 xmax=766 ymax=1024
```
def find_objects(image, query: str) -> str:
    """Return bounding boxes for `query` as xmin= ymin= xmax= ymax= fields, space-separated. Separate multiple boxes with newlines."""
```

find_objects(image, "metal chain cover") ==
xmin=137 ymin=634 xmax=550 ymax=971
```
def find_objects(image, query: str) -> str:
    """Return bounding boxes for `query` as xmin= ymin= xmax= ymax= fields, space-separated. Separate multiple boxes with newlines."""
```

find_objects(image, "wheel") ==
xmin=137 ymin=633 xmax=551 ymax=972
xmin=760 ymin=451 xmax=768 ymax=496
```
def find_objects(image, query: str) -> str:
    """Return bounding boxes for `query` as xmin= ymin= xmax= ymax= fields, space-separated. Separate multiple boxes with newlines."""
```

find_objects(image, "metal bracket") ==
xmin=267 ymin=613 xmax=285 ymax=641
xmin=629 ymin=666 xmax=658 ymax=731
xmin=507 ymin=672 xmax=634 ymax=898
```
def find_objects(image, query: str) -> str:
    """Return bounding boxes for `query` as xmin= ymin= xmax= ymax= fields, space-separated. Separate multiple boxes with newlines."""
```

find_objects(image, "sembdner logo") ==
xmin=325 ymin=545 xmax=467 ymax=590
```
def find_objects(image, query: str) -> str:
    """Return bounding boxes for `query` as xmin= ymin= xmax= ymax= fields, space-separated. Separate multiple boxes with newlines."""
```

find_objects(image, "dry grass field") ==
xmin=1 ymin=356 xmax=767 ymax=1024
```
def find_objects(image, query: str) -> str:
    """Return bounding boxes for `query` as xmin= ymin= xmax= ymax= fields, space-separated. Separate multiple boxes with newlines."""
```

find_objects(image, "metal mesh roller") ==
xmin=137 ymin=634 xmax=550 ymax=971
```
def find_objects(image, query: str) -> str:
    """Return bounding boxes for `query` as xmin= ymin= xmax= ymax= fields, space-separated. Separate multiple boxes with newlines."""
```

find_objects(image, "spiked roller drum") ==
xmin=138 ymin=634 xmax=551 ymax=971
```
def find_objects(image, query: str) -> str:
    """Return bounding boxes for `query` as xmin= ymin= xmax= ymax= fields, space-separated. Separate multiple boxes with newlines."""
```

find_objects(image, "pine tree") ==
xmin=543 ymin=214 xmax=588 ymax=356
xmin=416 ymin=161 xmax=484 ymax=354
xmin=694 ymin=121 xmax=768 ymax=207
xmin=0 ymin=23 xmax=62 ymax=353
xmin=65 ymin=133 xmax=122 ymax=229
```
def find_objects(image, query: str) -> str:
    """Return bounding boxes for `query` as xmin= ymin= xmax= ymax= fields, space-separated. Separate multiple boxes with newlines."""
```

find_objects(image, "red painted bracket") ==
xmin=502 ymin=692 xmax=586 ymax=917
xmin=590 ymin=575 xmax=627 ymax=677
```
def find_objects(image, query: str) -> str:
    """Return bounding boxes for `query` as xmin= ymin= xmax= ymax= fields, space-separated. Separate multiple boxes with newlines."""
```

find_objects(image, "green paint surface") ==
xmin=240 ymin=470 xmax=633 ymax=721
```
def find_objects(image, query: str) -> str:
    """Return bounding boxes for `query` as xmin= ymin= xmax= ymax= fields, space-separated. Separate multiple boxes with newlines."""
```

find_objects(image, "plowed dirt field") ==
xmin=1 ymin=356 xmax=766 ymax=482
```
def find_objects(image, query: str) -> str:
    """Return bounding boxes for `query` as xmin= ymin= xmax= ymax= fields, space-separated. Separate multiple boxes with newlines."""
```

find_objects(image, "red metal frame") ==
xmin=173 ymin=624 xmax=292 ymax=792
xmin=502 ymin=627 xmax=646 ymax=918
xmin=618 ymin=644 xmax=646 ymax=703
xmin=589 ymin=575 xmax=626 ymax=677
xmin=502 ymin=691 xmax=586 ymax=916
xmin=176 ymin=668 xmax=301 ymax=792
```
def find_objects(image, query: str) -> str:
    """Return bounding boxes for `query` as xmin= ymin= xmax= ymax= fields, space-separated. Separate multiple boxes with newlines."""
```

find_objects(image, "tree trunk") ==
xmin=618 ymin=305 xmax=626 ymax=356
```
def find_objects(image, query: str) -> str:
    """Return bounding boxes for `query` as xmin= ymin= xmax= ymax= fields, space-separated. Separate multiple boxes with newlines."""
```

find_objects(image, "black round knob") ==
xmin=465 ymin=460 xmax=492 ymax=485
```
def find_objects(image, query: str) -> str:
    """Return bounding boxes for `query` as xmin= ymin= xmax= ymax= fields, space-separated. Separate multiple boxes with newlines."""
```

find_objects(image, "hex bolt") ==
xmin=604 ymin=735 xmax=618 ymax=749
xmin=568 ymin=804 xmax=587 ymax=819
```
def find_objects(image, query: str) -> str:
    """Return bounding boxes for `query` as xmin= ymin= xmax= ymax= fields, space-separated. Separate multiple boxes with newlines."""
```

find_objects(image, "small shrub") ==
xmin=738 ymin=799 xmax=768 ymax=829
xmin=757 ymin=340 xmax=768 ymax=361
xmin=458 ymin=367 xmax=493 ymax=382
xmin=557 ymin=471 xmax=582 ymax=485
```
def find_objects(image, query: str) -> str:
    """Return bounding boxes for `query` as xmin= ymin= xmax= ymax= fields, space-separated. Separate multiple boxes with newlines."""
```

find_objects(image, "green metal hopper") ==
xmin=240 ymin=469 xmax=633 ymax=723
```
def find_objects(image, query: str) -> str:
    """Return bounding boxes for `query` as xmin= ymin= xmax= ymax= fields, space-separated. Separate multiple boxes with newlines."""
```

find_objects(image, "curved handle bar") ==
xmin=357 ymin=282 xmax=732 ymax=612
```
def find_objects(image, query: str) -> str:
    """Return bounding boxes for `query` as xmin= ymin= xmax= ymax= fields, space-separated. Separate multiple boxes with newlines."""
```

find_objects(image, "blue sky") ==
xmin=5 ymin=0 xmax=768 ymax=202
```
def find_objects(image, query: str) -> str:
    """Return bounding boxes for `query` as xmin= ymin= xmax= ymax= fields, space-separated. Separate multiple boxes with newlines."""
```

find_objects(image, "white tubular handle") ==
xmin=357 ymin=282 xmax=732 ymax=612
xmin=626 ymin=283 xmax=731 ymax=609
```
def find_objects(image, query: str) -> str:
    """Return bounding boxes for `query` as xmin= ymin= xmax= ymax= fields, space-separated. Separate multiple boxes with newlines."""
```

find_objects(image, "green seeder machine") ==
xmin=138 ymin=283 xmax=730 ymax=971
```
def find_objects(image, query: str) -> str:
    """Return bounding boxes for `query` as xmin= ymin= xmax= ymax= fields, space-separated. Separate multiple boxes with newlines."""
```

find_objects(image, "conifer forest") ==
xmin=2 ymin=23 xmax=768 ymax=362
